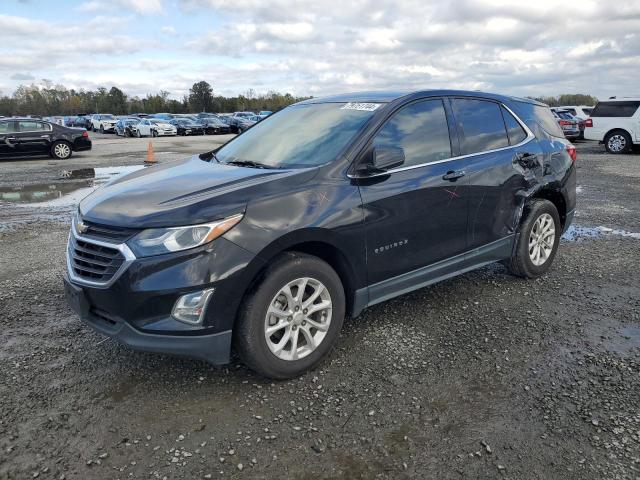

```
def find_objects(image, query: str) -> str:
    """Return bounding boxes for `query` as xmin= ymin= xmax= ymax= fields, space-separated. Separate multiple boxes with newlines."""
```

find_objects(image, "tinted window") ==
xmin=591 ymin=101 xmax=640 ymax=117
xmin=18 ymin=121 xmax=49 ymax=132
xmin=452 ymin=99 xmax=509 ymax=155
xmin=501 ymin=107 xmax=527 ymax=145
xmin=532 ymin=105 xmax=565 ymax=138
xmin=372 ymin=99 xmax=451 ymax=167
xmin=583 ymin=107 xmax=593 ymax=116
xmin=0 ymin=121 xmax=17 ymax=133
xmin=566 ymin=108 xmax=577 ymax=116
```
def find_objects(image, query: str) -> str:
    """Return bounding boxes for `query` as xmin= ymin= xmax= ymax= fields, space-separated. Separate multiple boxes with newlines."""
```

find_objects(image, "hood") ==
xmin=79 ymin=156 xmax=301 ymax=228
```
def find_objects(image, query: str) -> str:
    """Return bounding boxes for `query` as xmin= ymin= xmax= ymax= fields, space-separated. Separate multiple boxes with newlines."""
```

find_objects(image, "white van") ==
xmin=584 ymin=98 xmax=640 ymax=153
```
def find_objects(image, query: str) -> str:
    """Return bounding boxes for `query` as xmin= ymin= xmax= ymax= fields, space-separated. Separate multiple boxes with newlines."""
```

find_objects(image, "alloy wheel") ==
xmin=528 ymin=213 xmax=555 ymax=266
xmin=264 ymin=277 xmax=332 ymax=361
xmin=54 ymin=143 xmax=71 ymax=159
xmin=607 ymin=134 xmax=626 ymax=153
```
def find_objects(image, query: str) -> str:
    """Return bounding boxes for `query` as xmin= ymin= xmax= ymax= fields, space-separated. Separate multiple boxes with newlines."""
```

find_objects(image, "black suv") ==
xmin=0 ymin=118 xmax=92 ymax=160
xmin=63 ymin=90 xmax=576 ymax=379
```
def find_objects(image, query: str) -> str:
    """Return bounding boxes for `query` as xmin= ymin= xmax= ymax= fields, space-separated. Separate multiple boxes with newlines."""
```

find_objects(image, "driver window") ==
xmin=373 ymin=99 xmax=452 ymax=168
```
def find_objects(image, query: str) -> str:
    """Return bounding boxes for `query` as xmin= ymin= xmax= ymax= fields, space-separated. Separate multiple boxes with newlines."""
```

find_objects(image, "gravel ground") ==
xmin=0 ymin=138 xmax=639 ymax=479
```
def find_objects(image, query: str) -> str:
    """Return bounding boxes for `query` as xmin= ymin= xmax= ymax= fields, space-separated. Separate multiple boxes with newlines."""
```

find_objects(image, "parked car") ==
xmin=169 ymin=118 xmax=206 ymax=136
xmin=115 ymin=118 xmax=141 ymax=137
xmin=227 ymin=112 xmax=257 ymax=133
xmin=63 ymin=89 xmax=576 ymax=379
xmin=551 ymin=109 xmax=580 ymax=140
xmin=151 ymin=113 xmax=175 ymax=121
xmin=130 ymin=113 xmax=151 ymax=118
xmin=235 ymin=116 xmax=258 ymax=133
xmin=195 ymin=113 xmax=232 ymax=134
xmin=91 ymin=114 xmax=117 ymax=133
xmin=556 ymin=105 xmax=594 ymax=119
xmin=134 ymin=118 xmax=177 ymax=137
xmin=258 ymin=110 xmax=273 ymax=118
xmin=0 ymin=118 xmax=91 ymax=160
xmin=584 ymin=98 xmax=640 ymax=153
xmin=71 ymin=115 xmax=93 ymax=130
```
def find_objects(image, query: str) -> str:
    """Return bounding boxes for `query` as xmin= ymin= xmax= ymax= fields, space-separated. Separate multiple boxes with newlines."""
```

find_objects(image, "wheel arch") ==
xmin=237 ymin=230 xmax=362 ymax=321
xmin=530 ymin=187 xmax=567 ymax=227
xmin=604 ymin=128 xmax=632 ymax=142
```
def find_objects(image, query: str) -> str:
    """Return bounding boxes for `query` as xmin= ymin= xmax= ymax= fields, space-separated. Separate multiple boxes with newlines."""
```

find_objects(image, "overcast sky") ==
xmin=1 ymin=0 xmax=639 ymax=100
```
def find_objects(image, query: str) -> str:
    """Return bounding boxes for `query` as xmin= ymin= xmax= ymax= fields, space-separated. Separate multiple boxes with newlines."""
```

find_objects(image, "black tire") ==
xmin=152 ymin=129 xmax=158 ymax=137
xmin=99 ymin=125 xmax=104 ymax=134
xmin=234 ymin=252 xmax=345 ymax=379
xmin=506 ymin=199 xmax=561 ymax=278
xmin=604 ymin=130 xmax=632 ymax=154
xmin=135 ymin=129 xmax=141 ymax=138
xmin=50 ymin=140 xmax=72 ymax=160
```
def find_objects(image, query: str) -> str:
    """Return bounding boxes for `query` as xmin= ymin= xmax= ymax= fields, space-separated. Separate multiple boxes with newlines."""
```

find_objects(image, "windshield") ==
xmin=151 ymin=120 xmax=167 ymax=125
xmin=215 ymin=103 xmax=379 ymax=169
xmin=101 ymin=114 xmax=115 ymax=120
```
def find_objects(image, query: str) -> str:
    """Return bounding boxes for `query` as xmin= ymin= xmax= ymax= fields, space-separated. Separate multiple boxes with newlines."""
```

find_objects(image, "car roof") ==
xmin=599 ymin=97 xmax=640 ymax=102
xmin=1 ymin=117 xmax=50 ymax=121
xmin=296 ymin=89 xmax=545 ymax=106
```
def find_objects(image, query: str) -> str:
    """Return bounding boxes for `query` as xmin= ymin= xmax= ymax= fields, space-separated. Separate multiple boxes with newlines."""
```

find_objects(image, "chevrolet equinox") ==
xmin=64 ymin=90 xmax=577 ymax=379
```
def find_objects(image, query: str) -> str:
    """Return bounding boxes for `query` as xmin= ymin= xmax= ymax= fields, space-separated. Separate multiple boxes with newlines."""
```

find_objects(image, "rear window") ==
xmin=583 ymin=107 xmax=593 ymax=116
xmin=532 ymin=105 xmax=565 ymax=138
xmin=452 ymin=98 xmax=509 ymax=155
xmin=501 ymin=106 xmax=527 ymax=145
xmin=591 ymin=101 xmax=640 ymax=117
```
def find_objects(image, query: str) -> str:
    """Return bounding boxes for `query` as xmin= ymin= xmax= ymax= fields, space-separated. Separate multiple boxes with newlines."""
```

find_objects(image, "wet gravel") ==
xmin=0 ymin=140 xmax=639 ymax=479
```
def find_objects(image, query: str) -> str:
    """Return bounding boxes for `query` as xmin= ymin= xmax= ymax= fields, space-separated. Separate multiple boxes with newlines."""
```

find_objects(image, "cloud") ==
xmin=10 ymin=72 xmax=35 ymax=81
xmin=2 ymin=1 xmax=640 ymax=99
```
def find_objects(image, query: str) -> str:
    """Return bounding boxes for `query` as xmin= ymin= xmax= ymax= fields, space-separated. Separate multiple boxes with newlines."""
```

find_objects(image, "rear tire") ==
xmin=99 ymin=125 xmax=104 ymax=134
xmin=234 ymin=252 xmax=345 ymax=379
xmin=51 ymin=141 xmax=72 ymax=160
xmin=506 ymin=199 xmax=561 ymax=278
xmin=604 ymin=130 xmax=632 ymax=154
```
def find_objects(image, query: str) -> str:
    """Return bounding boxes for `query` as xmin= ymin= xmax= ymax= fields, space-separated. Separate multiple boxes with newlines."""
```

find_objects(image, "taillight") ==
xmin=566 ymin=144 xmax=577 ymax=163
xmin=82 ymin=130 xmax=89 ymax=138
xmin=558 ymin=120 xmax=571 ymax=126
xmin=584 ymin=118 xmax=593 ymax=127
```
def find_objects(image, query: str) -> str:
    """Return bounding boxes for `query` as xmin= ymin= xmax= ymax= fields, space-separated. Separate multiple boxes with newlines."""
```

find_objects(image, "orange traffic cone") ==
xmin=145 ymin=140 xmax=156 ymax=164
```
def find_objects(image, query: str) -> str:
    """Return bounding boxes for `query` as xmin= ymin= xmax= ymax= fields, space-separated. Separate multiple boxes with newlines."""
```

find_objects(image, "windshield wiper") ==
xmin=224 ymin=160 xmax=275 ymax=169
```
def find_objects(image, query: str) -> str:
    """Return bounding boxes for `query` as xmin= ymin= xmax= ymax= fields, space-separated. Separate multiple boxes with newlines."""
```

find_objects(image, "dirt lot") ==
xmin=0 ymin=137 xmax=639 ymax=480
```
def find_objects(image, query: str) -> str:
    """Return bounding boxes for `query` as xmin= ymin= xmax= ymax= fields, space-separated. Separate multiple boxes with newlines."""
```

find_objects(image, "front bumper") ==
xmin=63 ymin=275 xmax=232 ymax=363
xmin=64 ymin=231 xmax=262 ymax=365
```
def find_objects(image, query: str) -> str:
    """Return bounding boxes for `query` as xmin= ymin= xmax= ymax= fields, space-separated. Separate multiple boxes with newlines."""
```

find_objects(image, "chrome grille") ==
xmin=68 ymin=235 xmax=126 ymax=283
xmin=80 ymin=220 xmax=138 ymax=243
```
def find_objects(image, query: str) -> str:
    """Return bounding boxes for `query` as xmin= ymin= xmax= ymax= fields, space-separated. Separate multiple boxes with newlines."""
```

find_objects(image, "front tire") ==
xmin=235 ymin=252 xmax=345 ymax=379
xmin=51 ymin=141 xmax=72 ymax=160
xmin=506 ymin=199 xmax=561 ymax=278
xmin=604 ymin=131 xmax=632 ymax=154
xmin=99 ymin=125 xmax=104 ymax=134
xmin=152 ymin=129 xmax=158 ymax=138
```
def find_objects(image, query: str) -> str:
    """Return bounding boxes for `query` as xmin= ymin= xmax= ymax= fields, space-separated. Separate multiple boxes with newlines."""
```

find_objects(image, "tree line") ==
xmin=528 ymin=93 xmax=599 ymax=107
xmin=0 ymin=80 xmax=310 ymax=117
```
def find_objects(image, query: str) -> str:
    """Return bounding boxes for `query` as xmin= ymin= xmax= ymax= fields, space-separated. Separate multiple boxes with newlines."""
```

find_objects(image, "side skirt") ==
xmin=352 ymin=235 xmax=514 ymax=316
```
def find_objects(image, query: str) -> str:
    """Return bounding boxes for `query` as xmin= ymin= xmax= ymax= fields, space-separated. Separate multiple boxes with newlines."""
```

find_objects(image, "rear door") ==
xmin=449 ymin=97 xmax=538 ymax=252
xmin=0 ymin=121 xmax=18 ymax=157
xmin=15 ymin=120 xmax=52 ymax=155
xmin=357 ymin=98 xmax=472 ymax=285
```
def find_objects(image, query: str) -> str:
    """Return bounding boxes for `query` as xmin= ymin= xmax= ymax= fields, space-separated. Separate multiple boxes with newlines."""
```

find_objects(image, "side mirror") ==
xmin=371 ymin=145 xmax=405 ymax=171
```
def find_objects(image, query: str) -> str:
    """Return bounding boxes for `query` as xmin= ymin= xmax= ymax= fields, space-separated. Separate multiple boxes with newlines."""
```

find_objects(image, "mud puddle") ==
xmin=0 ymin=165 xmax=145 ymax=207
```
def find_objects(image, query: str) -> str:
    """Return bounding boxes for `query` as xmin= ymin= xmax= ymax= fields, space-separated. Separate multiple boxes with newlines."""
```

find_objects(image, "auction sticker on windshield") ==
xmin=341 ymin=102 xmax=381 ymax=111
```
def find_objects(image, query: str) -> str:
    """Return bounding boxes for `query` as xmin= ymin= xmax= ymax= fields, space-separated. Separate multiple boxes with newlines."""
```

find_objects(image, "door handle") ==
xmin=5 ymin=137 xmax=16 ymax=147
xmin=442 ymin=170 xmax=465 ymax=181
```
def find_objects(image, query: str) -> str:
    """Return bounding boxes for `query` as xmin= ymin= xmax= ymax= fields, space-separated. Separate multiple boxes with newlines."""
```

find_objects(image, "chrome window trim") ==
xmin=348 ymin=102 xmax=535 ymax=179
xmin=66 ymin=221 xmax=136 ymax=289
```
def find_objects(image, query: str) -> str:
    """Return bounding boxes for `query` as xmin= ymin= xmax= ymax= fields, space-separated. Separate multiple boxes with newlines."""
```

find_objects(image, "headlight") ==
xmin=128 ymin=213 xmax=243 ymax=257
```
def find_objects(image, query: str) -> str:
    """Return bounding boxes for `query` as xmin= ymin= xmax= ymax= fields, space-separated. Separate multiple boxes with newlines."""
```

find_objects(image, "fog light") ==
xmin=171 ymin=288 xmax=215 ymax=325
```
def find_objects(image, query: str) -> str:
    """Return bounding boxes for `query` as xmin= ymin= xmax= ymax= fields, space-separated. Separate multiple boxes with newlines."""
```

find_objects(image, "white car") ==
xmin=556 ymin=105 xmax=594 ymax=120
xmin=91 ymin=114 xmax=117 ymax=133
xmin=584 ymin=98 xmax=640 ymax=154
xmin=134 ymin=119 xmax=177 ymax=137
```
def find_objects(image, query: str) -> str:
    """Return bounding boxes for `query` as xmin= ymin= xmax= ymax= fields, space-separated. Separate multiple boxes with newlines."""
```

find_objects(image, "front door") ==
xmin=15 ymin=120 xmax=52 ymax=155
xmin=0 ymin=120 xmax=18 ymax=157
xmin=357 ymin=98 xmax=471 ymax=286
